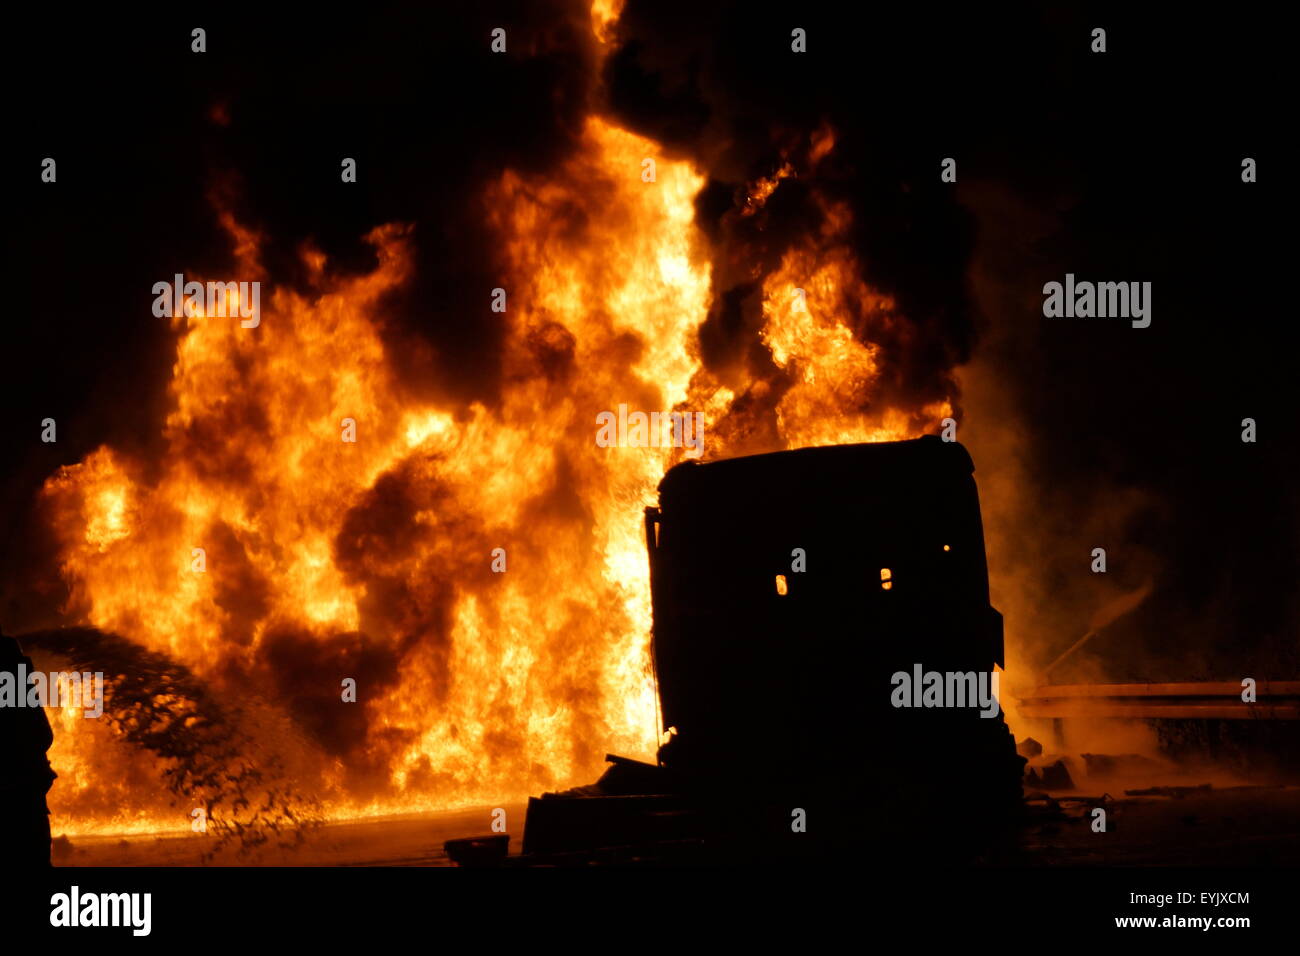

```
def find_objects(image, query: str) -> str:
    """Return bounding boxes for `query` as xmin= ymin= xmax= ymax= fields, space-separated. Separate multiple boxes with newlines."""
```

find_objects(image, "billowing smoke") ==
xmin=604 ymin=2 xmax=981 ymax=451
xmin=599 ymin=2 xmax=1295 ymax=687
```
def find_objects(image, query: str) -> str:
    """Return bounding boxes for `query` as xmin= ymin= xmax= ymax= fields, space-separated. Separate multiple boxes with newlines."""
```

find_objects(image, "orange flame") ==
xmin=40 ymin=117 xmax=952 ymax=835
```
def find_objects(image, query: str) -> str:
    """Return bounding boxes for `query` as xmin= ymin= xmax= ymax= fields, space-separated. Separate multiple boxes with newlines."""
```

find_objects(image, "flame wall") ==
xmin=37 ymin=104 xmax=953 ymax=832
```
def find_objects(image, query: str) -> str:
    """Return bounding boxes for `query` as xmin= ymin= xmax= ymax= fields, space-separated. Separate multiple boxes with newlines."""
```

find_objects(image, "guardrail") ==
xmin=1016 ymin=682 xmax=1300 ymax=720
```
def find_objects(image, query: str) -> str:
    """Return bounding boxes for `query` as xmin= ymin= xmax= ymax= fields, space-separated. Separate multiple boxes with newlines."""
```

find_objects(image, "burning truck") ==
xmin=453 ymin=435 xmax=1027 ymax=864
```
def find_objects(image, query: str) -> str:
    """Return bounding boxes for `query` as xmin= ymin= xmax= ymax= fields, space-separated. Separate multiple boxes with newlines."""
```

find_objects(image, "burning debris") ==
xmin=1017 ymin=737 xmax=1044 ymax=758
xmin=1024 ymin=759 xmax=1076 ymax=792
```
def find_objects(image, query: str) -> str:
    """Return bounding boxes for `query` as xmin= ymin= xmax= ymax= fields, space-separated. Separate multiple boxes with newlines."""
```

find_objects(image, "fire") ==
xmin=762 ymin=202 xmax=953 ymax=447
xmin=36 ymin=43 xmax=953 ymax=839
xmin=590 ymin=0 xmax=627 ymax=44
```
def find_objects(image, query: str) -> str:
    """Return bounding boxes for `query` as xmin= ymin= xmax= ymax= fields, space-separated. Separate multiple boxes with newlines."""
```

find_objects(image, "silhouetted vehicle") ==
xmin=521 ymin=437 xmax=1023 ymax=862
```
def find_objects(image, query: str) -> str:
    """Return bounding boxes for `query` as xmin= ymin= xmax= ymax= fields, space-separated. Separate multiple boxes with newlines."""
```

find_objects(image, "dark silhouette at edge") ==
xmin=0 ymin=628 xmax=56 ymax=869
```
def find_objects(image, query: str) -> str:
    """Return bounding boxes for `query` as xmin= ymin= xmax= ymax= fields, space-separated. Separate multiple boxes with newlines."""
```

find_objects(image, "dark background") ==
xmin=4 ymin=3 xmax=1293 ymax=677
